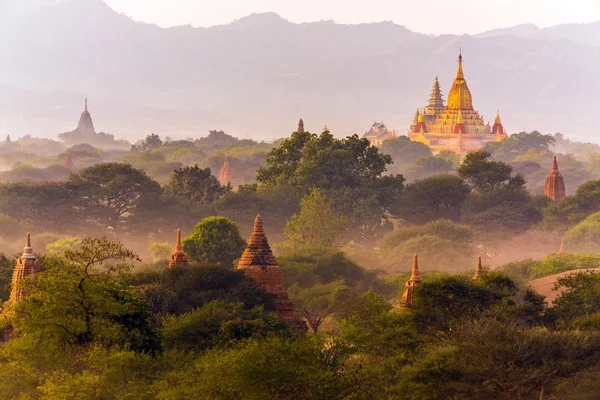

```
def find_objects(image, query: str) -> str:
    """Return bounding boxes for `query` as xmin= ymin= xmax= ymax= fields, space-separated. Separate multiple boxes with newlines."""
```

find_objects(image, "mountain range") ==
xmin=1 ymin=0 xmax=599 ymax=142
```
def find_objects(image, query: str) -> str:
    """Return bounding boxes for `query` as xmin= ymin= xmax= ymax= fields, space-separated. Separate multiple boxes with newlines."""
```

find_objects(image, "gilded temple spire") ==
xmin=456 ymin=48 xmax=464 ymax=80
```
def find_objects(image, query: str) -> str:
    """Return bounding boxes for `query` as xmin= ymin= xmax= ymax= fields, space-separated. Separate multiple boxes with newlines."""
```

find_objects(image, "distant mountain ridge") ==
xmin=1 ymin=0 xmax=599 ymax=142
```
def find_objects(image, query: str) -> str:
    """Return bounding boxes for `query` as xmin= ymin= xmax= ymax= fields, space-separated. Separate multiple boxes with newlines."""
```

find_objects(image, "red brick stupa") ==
xmin=472 ymin=256 xmax=484 ymax=281
xmin=10 ymin=233 xmax=40 ymax=303
xmin=168 ymin=229 xmax=189 ymax=269
xmin=544 ymin=156 xmax=566 ymax=201
xmin=237 ymin=215 xmax=307 ymax=331
xmin=218 ymin=156 xmax=232 ymax=186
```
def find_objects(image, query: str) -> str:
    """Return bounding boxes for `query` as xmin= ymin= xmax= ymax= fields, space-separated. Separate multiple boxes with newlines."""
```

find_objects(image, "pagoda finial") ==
xmin=456 ymin=49 xmax=464 ymax=79
xmin=473 ymin=256 xmax=484 ymax=280
xmin=175 ymin=229 xmax=183 ymax=252
xmin=417 ymin=110 xmax=424 ymax=123
xmin=495 ymin=110 xmax=501 ymax=124
xmin=552 ymin=155 xmax=559 ymax=171
xmin=253 ymin=214 xmax=264 ymax=233
xmin=558 ymin=239 xmax=566 ymax=255
xmin=410 ymin=254 xmax=422 ymax=282
xmin=85 ymin=98 xmax=88 ymax=112
xmin=22 ymin=232 xmax=34 ymax=258
xmin=323 ymin=124 xmax=329 ymax=132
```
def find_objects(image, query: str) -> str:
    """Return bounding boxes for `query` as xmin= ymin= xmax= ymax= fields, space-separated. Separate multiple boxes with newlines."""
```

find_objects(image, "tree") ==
xmin=407 ymin=155 xmax=454 ymax=180
xmin=9 ymin=237 xmax=160 ymax=353
xmin=553 ymin=271 xmax=600 ymax=322
xmin=182 ymin=217 xmax=247 ymax=268
xmin=564 ymin=211 xmax=600 ymax=250
xmin=283 ymin=188 xmax=348 ymax=250
xmin=544 ymin=179 xmax=600 ymax=232
xmin=164 ymin=165 xmax=230 ymax=204
xmin=390 ymin=174 xmax=470 ymax=223
xmin=380 ymin=136 xmax=432 ymax=164
xmin=67 ymin=163 xmax=162 ymax=231
xmin=257 ymin=131 xmax=404 ymax=241
xmin=458 ymin=150 xmax=516 ymax=191
xmin=132 ymin=133 xmax=163 ymax=152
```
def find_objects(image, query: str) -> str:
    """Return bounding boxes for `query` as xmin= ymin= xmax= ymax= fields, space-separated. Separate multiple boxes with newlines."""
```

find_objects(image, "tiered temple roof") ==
xmin=363 ymin=122 xmax=397 ymax=147
xmin=169 ymin=229 xmax=189 ymax=269
xmin=9 ymin=233 xmax=40 ymax=303
xmin=237 ymin=215 xmax=307 ymax=331
xmin=544 ymin=156 xmax=566 ymax=201
xmin=401 ymin=254 xmax=422 ymax=306
xmin=408 ymin=50 xmax=507 ymax=157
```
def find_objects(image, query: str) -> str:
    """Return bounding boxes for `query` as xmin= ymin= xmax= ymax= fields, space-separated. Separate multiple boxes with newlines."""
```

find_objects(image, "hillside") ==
xmin=1 ymin=0 xmax=599 ymax=141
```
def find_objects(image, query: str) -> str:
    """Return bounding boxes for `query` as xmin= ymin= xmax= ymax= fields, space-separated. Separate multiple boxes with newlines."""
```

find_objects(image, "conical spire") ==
xmin=473 ymin=256 xmax=484 ymax=280
xmin=297 ymin=118 xmax=305 ymax=134
xmin=218 ymin=156 xmax=232 ymax=186
xmin=169 ymin=229 xmax=188 ymax=268
xmin=495 ymin=110 xmax=502 ymax=124
xmin=76 ymin=98 xmax=96 ymax=134
xmin=544 ymin=156 xmax=566 ymax=201
xmin=410 ymin=254 xmax=422 ymax=282
xmin=85 ymin=98 xmax=88 ymax=112
xmin=558 ymin=239 xmax=566 ymax=255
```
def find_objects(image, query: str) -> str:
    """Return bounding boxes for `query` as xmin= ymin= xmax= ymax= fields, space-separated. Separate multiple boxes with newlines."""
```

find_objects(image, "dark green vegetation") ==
xmin=3 ymin=127 xmax=600 ymax=398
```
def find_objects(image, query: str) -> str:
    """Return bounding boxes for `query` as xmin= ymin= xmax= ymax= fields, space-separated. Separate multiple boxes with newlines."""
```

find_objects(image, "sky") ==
xmin=103 ymin=0 xmax=600 ymax=34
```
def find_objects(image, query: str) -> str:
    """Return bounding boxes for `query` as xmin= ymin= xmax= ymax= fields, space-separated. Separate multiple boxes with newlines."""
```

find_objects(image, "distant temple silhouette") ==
xmin=544 ymin=156 xmax=566 ymax=201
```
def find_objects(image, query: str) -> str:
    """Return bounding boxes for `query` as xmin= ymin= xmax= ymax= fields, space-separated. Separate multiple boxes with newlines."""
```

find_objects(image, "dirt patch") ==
xmin=529 ymin=268 xmax=600 ymax=305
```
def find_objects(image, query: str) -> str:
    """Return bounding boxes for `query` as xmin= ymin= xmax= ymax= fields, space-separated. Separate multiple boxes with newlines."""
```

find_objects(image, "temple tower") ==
xmin=297 ymin=118 xmax=305 ymax=134
xmin=169 ymin=229 xmax=189 ymax=269
xmin=544 ymin=156 xmax=566 ymax=201
xmin=218 ymin=156 xmax=232 ymax=186
xmin=401 ymin=254 xmax=423 ymax=306
xmin=558 ymin=239 xmax=566 ymax=255
xmin=9 ymin=233 xmax=40 ymax=303
xmin=64 ymin=150 xmax=74 ymax=168
xmin=472 ymin=256 xmax=484 ymax=280
xmin=76 ymin=98 xmax=96 ymax=135
xmin=426 ymin=76 xmax=445 ymax=114
xmin=492 ymin=110 xmax=505 ymax=136
xmin=237 ymin=215 xmax=307 ymax=331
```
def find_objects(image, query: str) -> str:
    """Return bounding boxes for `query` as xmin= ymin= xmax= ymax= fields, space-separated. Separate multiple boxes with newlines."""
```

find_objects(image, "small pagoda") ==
xmin=218 ymin=156 xmax=232 ymax=187
xmin=297 ymin=118 xmax=305 ymax=133
xmin=237 ymin=215 xmax=308 ymax=331
xmin=169 ymin=229 xmax=189 ymax=269
xmin=75 ymin=98 xmax=96 ymax=135
xmin=544 ymin=156 xmax=566 ymax=201
xmin=401 ymin=254 xmax=422 ymax=306
xmin=10 ymin=233 xmax=40 ymax=303
xmin=472 ymin=256 xmax=484 ymax=281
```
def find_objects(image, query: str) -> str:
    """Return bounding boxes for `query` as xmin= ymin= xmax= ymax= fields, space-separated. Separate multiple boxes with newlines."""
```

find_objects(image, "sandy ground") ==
xmin=529 ymin=268 xmax=600 ymax=305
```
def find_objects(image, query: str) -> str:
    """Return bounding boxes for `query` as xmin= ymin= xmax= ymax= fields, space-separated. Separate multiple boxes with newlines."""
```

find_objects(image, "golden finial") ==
xmin=456 ymin=49 xmax=464 ymax=79
xmin=417 ymin=110 xmax=424 ymax=123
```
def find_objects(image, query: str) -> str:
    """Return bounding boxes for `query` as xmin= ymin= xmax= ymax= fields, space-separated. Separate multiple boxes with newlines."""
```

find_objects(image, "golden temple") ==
xmin=408 ymin=51 xmax=507 ymax=156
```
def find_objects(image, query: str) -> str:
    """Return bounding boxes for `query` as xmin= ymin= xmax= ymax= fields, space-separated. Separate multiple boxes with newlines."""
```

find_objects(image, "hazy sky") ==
xmin=104 ymin=0 xmax=600 ymax=34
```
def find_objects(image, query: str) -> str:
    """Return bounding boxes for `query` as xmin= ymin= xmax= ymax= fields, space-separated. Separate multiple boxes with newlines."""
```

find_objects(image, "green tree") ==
xmin=390 ymin=174 xmax=470 ymax=223
xmin=182 ymin=217 xmax=247 ymax=268
xmin=132 ymin=133 xmax=163 ymax=152
xmin=283 ymin=188 xmax=348 ymax=250
xmin=164 ymin=165 xmax=230 ymax=204
xmin=553 ymin=271 xmax=600 ymax=323
xmin=407 ymin=155 xmax=454 ymax=180
xmin=380 ymin=136 xmax=432 ymax=164
xmin=67 ymin=163 xmax=162 ymax=231
xmin=458 ymin=150 xmax=516 ymax=191
xmin=9 ymin=237 xmax=160 ymax=353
